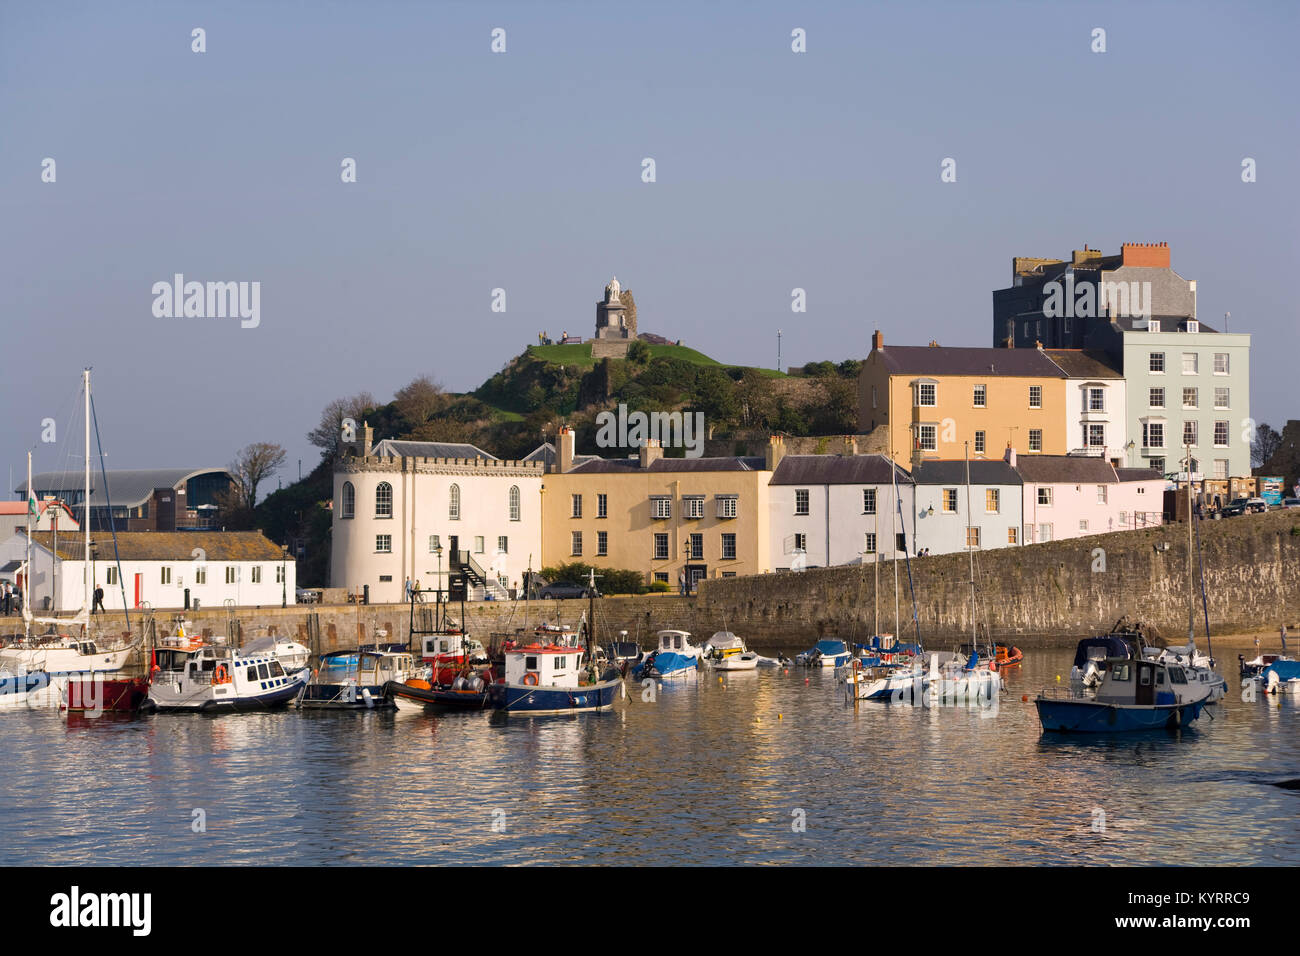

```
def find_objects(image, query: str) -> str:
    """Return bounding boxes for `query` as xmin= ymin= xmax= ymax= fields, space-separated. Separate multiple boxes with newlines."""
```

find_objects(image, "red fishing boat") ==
xmin=61 ymin=675 xmax=149 ymax=713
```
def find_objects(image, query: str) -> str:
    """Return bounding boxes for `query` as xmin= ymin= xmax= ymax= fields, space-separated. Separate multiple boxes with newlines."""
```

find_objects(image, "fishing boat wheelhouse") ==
xmin=300 ymin=649 xmax=419 ymax=709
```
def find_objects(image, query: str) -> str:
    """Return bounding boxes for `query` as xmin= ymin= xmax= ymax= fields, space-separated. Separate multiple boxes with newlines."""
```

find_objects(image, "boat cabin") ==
xmin=1096 ymin=657 xmax=1190 ymax=706
xmin=319 ymin=650 xmax=417 ymax=684
xmin=153 ymin=643 xmax=291 ymax=691
xmin=708 ymin=631 xmax=745 ymax=659
xmin=656 ymin=630 xmax=694 ymax=653
xmin=503 ymin=644 xmax=586 ymax=689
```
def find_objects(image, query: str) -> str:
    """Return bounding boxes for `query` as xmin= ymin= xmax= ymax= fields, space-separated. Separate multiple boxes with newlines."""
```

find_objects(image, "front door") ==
xmin=448 ymin=536 xmax=459 ymax=565
xmin=1135 ymin=662 xmax=1155 ymax=705
xmin=686 ymin=565 xmax=707 ymax=592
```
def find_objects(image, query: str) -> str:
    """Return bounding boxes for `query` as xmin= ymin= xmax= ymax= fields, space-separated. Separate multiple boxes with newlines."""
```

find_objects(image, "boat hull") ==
xmin=385 ymin=680 xmax=488 ymax=710
xmin=298 ymin=682 xmax=393 ymax=710
xmin=486 ymin=677 xmax=624 ymax=715
xmin=0 ymin=671 xmax=65 ymax=711
xmin=1036 ymin=697 xmax=1204 ymax=733
xmin=62 ymin=676 xmax=148 ymax=713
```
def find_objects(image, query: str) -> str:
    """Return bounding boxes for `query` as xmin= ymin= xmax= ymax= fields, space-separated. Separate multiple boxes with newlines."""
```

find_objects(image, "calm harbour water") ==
xmin=2 ymin=648 xmax=1296 ymax=866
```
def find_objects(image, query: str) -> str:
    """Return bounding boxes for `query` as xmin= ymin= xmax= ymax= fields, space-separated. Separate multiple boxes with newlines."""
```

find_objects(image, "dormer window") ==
xmin=1186 ymin=320 xmax=1199 ymax=333
xmin=1147 ymin=319 xmax=1160 ymax=332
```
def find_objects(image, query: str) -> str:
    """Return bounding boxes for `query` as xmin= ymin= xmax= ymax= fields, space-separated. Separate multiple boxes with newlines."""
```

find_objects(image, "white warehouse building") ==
xmin=0 ymin=531 xmax=295 ymax=613
xmin=330 ymin=435 xmax=546 ymax=604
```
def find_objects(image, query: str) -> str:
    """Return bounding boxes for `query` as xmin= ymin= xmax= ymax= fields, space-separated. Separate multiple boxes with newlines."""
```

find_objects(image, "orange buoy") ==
xmin=1021 ymin=694 xmax=1029 ymax=702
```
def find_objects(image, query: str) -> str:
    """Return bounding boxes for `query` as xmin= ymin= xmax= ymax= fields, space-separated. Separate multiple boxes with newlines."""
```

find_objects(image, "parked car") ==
xmin=1223 ymin=496 xmax=1267 ymax=516
xmin=1281 ymin=498 xmax=1300 ymax=510
xmin=537 ymin=581 xmax=595 ymax=599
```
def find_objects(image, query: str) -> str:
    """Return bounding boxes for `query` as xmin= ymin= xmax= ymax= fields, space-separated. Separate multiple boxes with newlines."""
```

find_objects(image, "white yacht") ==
xmin=703 ymin=631 xmax=758 ymax=671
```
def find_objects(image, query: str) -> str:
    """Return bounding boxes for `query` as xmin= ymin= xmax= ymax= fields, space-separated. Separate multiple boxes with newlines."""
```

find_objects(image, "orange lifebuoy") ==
xmin=213 ymin=663 xmax=231 ymax=685
xmin=522 ymin=672 xmax=539 ymax=686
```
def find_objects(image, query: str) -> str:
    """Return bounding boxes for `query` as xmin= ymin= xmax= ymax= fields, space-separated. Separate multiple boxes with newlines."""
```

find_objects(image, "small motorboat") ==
xmin=241 ymin=634 xmax=312 ymax=673
xmin=602 ymin=632 xmax=646 ymax=674
xmin=1036 ymin=656 xmax=1211 ymax=732
xmin=928 ymin=652 xmax=1003 ymax=704
xmin=632 ymin=630 xmax=700 ymax=680
xmin=845 ymin=660 xmax=930 ymax=703
xmin=795 ymin=639 xmax=851 ymax=668
xmin=1259 ymin=660 xmax=1300 ymax=695
xmin=299 ymin=649 xmax=420 ymax=710
xmin=386 ymin=668 xmax=495 ymax=710
xmin=992 ymin=644 xmax=1023 ymax=669
xmin=703 ymin=631 xmax=758 ymax=671
xmin=755 ymin=654 xmax=792 ymax=668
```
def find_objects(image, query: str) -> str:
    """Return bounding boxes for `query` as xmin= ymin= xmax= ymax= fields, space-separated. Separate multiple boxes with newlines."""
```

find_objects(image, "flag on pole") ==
xmin=27 ymin=490 xmax=37 ymax=516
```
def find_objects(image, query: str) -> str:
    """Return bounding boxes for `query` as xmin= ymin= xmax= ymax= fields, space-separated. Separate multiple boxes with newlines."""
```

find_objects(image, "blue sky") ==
xmin=2 ymin=0 xmax=1296 ymax=486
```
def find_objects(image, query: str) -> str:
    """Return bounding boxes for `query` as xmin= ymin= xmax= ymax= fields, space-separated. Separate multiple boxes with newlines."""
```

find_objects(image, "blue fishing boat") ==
xmin=486 ymin=576 xmax=625 ymax=715
xmin=1036 ymin=656 xmax=1211 ymax=733
xmin=1260 ymin=659 xmax=1300 ymax=696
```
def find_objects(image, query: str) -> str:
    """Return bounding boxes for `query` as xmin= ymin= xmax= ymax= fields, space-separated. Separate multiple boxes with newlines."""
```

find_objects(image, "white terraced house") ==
xmin=329 ymin=427 xmax=546 ymax=604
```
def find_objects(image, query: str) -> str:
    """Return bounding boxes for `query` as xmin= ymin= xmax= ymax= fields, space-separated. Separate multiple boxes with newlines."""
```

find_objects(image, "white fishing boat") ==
xmin=703 ymin=631 xmax=759 ymax=671
xmin=1142 ymin=644 xmax=1226 ymax=701
xmin=144 ymin=633 xmax=307 ymax=712
xmin=241 ymin=633 xmax=312 ymax=673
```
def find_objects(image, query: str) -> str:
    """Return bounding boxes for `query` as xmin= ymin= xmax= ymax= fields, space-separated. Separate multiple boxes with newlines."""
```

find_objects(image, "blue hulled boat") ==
xmin=631 ymin=629 xmax=700 ymax=680
xmin=1036 ymin=656 xmax=1211 ymax=733
xmin=795 ymin=639 xmax=851 ymax=668
xmin=486 ymin=640 xmax=624 ymax=714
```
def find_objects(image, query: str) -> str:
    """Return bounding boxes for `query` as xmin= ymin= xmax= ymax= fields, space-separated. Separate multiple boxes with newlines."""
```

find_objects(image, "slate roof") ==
xmin=1042 ymin=350 xmax=1123 ymax=378
xmin=22 ymin=531 xmax=289 ymax=562
xmin=770 ymin=454 xmax=913 ymax=485
xmin=569 ymin=456 xmax=767 ymax=474
xmin=911 ymin=460 xmax=1023 ymax=486
xmin=371 ymin=439 xmax=496 ymax=461
xmin=873 ymin=346 xmax=1065 ymax=378
xmin=1013 ymin=455 xmax=1118 ymax=483
xmin=17 ymin=469 xmax=231 ymax=509
xmin=1112 ymin=315 xmax=1218 ymax=333
xmin=1115 ymin=467 xmax=1164 ymax=482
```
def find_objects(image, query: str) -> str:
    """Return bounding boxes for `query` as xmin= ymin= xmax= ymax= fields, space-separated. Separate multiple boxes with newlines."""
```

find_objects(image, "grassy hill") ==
xmin=524 ymin=342 xmax=786 ymax=377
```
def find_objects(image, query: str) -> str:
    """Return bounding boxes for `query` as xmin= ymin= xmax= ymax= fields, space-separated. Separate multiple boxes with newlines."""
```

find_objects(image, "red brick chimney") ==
xmin=1121 ymin=242 xmax=1170 ymax=268
xmin=871 ymin=330 xmax=884 ymax=351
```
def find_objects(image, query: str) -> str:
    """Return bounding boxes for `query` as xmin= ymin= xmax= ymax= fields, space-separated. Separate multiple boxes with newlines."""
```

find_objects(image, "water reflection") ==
xmin=0 ymin=649 xmax=1293 ymax=865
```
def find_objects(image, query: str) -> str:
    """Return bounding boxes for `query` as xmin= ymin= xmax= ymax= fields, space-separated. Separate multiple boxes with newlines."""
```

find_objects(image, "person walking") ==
xmin=2 ymin=582 xmax=10 ymax=616
xmin=92 ymin=584 xmax=105 ymax=615
xmin=404 ymin=577 xmax=412 ymax=602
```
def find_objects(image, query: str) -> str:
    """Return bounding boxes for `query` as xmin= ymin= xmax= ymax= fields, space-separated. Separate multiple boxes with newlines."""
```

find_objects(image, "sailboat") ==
xmin=925 ymin=444 xmax=1001 ymax=705
xmin=1 ymin=371 xmax=137 ymax=710
xmin=846 ymin=457 xmax=929 ymax=703
xmin=1141 ymin=448 xmax=1226 ymax=701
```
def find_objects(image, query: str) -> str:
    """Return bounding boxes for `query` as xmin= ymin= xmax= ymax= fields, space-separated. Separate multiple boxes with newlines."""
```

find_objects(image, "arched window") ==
xmin=375 ymin=481 xmax=393 ymax=518
xmin=509 ymin=485 xmax=520 ymax=522
xmin=341 ymin=481 xmax=355 ymax=519
xmin=449 ymin=483 xmax=460 ymax=520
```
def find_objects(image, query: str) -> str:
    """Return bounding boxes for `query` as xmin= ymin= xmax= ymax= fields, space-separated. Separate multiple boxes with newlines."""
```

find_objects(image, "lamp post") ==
xmin=433 ymin=544 xmax=443 ymax=607
xmin=281 ymin=545 xmax=287 ymax=608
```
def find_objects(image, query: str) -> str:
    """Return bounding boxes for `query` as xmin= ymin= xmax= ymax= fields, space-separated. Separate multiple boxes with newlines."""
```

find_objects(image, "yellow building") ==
xmin=857 ymin=331 xmax=1070 ymax=467
xmin=541 ymin=428 xmax=774 ymax=589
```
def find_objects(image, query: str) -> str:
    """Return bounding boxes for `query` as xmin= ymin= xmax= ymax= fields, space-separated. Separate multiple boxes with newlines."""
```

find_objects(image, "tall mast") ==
xmin=873 ymin=496 xmax=879 ymax=638
xmin=24 ymin=451 xmax=32 ymax=636
xmin=890 ymin=456 xmax=899 ymax=639
xmin=84 ymin=368 xmax=92 ymax=629
xmin=965 ymin=442 xmax=976 ymax=650
xmin=1186 ymin=442 xmax=1194 ymax=643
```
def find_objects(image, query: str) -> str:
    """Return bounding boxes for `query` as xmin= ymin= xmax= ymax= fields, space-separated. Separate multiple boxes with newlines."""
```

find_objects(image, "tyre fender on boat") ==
xmin=213 ymin=663 xmax=231 ymax=685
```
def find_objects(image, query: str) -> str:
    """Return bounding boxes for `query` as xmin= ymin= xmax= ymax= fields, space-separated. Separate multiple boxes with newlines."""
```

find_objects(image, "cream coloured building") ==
xmin=330 ymin=432 xmax=545 ymax=603
xmin=540 ymin=428 xmax=775 ymax=589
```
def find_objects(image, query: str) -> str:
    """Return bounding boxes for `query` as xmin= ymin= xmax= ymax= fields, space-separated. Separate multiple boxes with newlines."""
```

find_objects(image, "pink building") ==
xmin=1011 ymin=452 xmax=1163 ymax=544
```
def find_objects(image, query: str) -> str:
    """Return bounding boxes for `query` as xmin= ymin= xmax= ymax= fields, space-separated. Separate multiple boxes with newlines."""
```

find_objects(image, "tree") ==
xmin=307 ymin=392 xmax=375 ymax=459
xmin=626 ymin=339 xmax=651 ymax=365
xmin=230 ymin=442 xmax=287 ymax=510
xmin=1252 ymin=422 xmax=1283 ymax=468
xmin=394 ymin=375 xmax=445 ymax=424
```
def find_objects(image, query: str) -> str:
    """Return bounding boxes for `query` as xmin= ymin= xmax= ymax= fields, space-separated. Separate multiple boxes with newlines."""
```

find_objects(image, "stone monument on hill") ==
xmin=592 ymin=276 xmax=638 ymax=358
